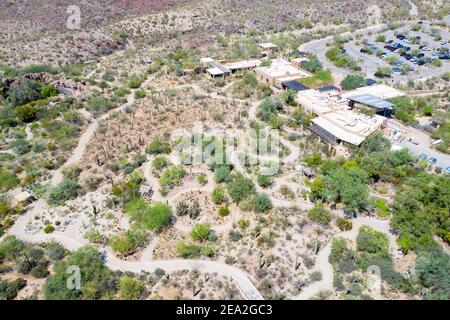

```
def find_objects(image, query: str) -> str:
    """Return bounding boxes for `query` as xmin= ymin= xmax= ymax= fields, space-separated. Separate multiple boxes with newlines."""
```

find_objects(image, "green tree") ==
xmin=44 ymin=246 xmax=116 ymax=300
xmin=340 ymin=75 xmax=367 ymax=90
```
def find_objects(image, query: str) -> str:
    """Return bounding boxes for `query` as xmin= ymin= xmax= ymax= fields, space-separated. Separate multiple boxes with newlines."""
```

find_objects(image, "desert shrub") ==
xmin=310 ymin=271 xmax=323 ymax=282
xmin=109 ymin=228 xmax=147 ymax=256
xmin=87 ymin=96 xmax=113 ymax=115
xmin=7 ymin=79 xmax=43 ymax=106
xmin=146 ymin=138 xmax=171 ymax=154
xmin=227 ymin=173 xmax=256 ymax=204
xmin=0 ymin=278 xmax=27 ymax=300
xmin=128 ymin=77 xmax=142 ymax=89
xmin=46 ymin=242 xmax=65 ymax=262
xmin=176 ymin=201 xmax=190 ymax=217
xmin=211 ymin=186 xmax=226 ymax=204
xmin=218 ymin=206 xmax=230 ymax=217
xmin=124 ymin=198 xmax=150 ymax=221
xmin=300 ymin=54 xmax=323 ymax=73
xmin=113 ymin=86 xmax=130 ymax=98
xmin=190 ymin=223 xmax=211 ymax=242
xmin=257 ymin=97 xmax=283 ymax=121
xmin=340 ymin=75 xmax=367 ymax=90
xmin=47 ymin=179 xmax=81 ymax=206
xmin=142 ymin=202 xmax=172 ymax=232
xmin=336 ymin=217 xmax=353 ymax=231
xmin=152 ymin=156 xmax=169 ymax=171
xmin=40 ymin=85 xmax=58 ymax=98
xmin=16 ymin=104 xmax=38 ymax=123
xmin=229 ymin=230 xmax=243 ymax=241
xmin=159 ymin=166 xmax=186 ymax=192
xmin=197 ymin=173 xmax=207 ymax=186
xmin=118 ymin=277 xmax=143 ymax=300
xmin=252 ymin=193 xmax=272 ymax=213
xmin=0 ymin=168 xmax=19 ymax=193
xmin=307 ymin=203 xmax=332 ymax=226
xmin=257 ymin=174 xmax=272 ymax=188
xmin=374 ymin=66 xmax=392 ymax=78
xmin=43 ymin=225 xmax=55 ymax=233
xmin=214 ymin=165 xmax=232 ymax=183
xmin=237 ymin=219 xmax=250 ymax=230
xmin=389 ymin=96 xmax=416 ymax=124
xmin=44 ymin=246 xmax=116 ymax=299
xmin=176 ymin=241 xmax=201 ymax=258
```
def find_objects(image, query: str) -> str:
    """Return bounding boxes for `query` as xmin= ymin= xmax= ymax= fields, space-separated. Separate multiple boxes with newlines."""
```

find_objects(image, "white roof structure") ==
xmin=255 ymin=58 xmax=311 ymax=83
xmin=296 ymin=89 xmax=346 ymax=115
xmin=259 ymin=42 xmax=279 ymax=50
xmin=223 ymin=59 xmax=261 ymax=70
xmin=312 ymin=110 xmax=387 ymax=145
xmin=340 ymin=84 xmax=405 ymax=100
xmin=207 ymin=67 xmax=226 ymax=76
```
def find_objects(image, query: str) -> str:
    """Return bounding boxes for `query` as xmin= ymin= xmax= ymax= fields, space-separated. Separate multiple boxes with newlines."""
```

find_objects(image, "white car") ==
xmin=441 ymin=40 xmax=448 ymax=45
xmin=422 ymin=47 xmax=431 ymax=51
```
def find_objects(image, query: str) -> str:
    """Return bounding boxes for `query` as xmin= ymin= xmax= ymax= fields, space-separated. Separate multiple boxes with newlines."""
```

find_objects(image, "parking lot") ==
xmin=345 ymin=20 xmax=450 ymax=82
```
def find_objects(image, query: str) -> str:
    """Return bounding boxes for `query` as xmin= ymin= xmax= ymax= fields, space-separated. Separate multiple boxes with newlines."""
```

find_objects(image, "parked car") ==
xmin=408 ymin=137 xmax=419 ymax=145
xmin=432 ymin=139 xmax=442 ymax=145
xmin=428 ymin=157 xmax=437 ymax=165
xmin=418 ymin=153 xmax=427 ymax=161
xmin=441 ymin=40 xmax=448 ymax=45
xmin=417 ymin=53 xmax=425 ymax=58
xmin=393 ymin=67 xmax=402 ymax=73
xmin=444 ymin=166 xmax=450 ymax=174
xmin=417 ymin=60 xmax=425 ymax=66
xmin=422 ymin=47 xmax=431 ymax=51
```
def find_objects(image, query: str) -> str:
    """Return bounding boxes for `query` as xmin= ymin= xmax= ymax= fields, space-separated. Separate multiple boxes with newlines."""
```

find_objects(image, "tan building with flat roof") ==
xmin=255 ymin=58 xmax=311 ymax=86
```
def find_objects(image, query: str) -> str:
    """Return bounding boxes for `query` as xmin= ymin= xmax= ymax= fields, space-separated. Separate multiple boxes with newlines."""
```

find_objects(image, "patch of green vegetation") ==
xmin=299 ymin=69 xmax=333 ymax=88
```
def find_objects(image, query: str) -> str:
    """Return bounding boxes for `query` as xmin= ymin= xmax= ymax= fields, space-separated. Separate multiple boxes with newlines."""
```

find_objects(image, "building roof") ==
xmin=259 ymin=42 xmax=279 ymax=49
xmin=223 ymin=59 xmax=261 ymax=70
xmin=207 ymin=67 xmax=226 ymax=76
xmin=311 ymin=110 xmax=386 ymax=145
xmin=255 ymin=58 xmax=311 ymax=82
xmin=282 ymin=80 xmax=309 ymax=92
xmin=318 ymin=85 xmax=340 ymax=92
xmin=347 ymin=93 xmax=394 ymax=110
xmin=340 ymin=84 xmax=404 ymax=100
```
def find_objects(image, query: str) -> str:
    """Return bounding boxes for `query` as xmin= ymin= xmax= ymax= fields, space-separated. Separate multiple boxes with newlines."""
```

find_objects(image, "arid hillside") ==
xmin=0 ymin=0 xmax=413 ymax=67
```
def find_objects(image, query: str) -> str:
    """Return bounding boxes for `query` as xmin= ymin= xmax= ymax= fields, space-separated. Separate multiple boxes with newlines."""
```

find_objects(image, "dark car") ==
xmin=418 ymin=60 xmax=425 ymax=66
xmin=417 ymin=53 xmax=425 ymax=58
xmin=405 ymin=55 xmax=413 ymax=60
